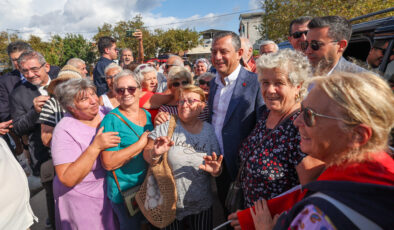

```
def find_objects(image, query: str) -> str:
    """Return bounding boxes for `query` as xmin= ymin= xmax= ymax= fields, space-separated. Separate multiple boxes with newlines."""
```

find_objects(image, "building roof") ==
xmin=239 ymin=12 xmax=264 ymax=20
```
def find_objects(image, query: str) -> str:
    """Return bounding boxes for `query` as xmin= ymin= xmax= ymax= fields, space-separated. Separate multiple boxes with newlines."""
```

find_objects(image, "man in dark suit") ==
xmin=0 ymin=41 xmax=60 ymax=122
xmin=9 ymin=50 xmax=56 ymax=228
xmin=93 ymin=36 xmax=118 ymax=96
xmin=208 ymin=31 xmax=264 ymax=214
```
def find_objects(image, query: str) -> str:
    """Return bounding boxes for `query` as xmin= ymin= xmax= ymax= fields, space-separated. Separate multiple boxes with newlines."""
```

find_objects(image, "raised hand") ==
xmin=153 ymin=136 xmax=174 ymax=157
xmin=199 ymin=152 xmax=223 ymax=177
xmin=92 ymin=127 xmax=121 ymax=151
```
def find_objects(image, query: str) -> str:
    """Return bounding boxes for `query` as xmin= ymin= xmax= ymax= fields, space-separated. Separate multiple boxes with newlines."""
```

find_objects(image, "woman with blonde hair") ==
xmin=248 ymin=71 xmax=394 ymax=230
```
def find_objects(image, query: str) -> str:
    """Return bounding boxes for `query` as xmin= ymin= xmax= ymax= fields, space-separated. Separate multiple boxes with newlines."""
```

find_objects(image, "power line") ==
xmin=5 ymin=8 xmax=263 ymax=36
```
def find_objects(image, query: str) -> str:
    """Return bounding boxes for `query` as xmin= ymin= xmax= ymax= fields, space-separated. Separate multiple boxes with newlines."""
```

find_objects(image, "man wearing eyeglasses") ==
xmin=9 ymin=50 xmax=57 ymax=228
xmin=288 ymin=16 xmax=312 ymax=51
xmin=367 ymin=40 xmax=389 ymax=69
xmin=303 ymin=16 xmax=366 ymax=76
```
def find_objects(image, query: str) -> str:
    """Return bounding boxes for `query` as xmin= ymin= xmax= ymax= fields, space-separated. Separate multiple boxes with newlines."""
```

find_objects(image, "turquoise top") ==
xmin=100 ymin=107 xmax=153 ymax=203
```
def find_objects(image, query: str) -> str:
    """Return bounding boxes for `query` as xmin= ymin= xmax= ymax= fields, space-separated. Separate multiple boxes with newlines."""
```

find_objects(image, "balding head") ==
xmin=165 ymin=55 xmax=184 ymax=74
xmin=67 ymin=58 xmax=88 ymax=77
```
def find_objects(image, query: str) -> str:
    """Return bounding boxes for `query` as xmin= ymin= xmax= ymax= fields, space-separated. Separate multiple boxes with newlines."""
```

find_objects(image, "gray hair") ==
xmin=121 ymin=48 xmax=133 ymax=55
xmin=104 ymin=63 xmax=122 ymax=77
xmin=134 ymin=64 xmax=157 ymax=83
xmin=67 ymin=58 xmax=85 ymax=67
xmin=240 ymin=37 xmax=252 ymax=50
xmin=194 ymin=58 xmax=210 ymax=69
xmin=168 ymin=55 xmax=185 ymax=67
xmin=113 ymin=69 xmax=141 ymax=89
xmin=55 ymin=78 xmax=96 ymax=112
xmin=17 ymin=50 xmax=46 ymax=67
xmin=289 ymin=16 xmax=312 ymax=35
xmin=212 ymin=31 xmax=241 ymax=51
xmin=308 ymin=16 xmax=352 ymax=42
xmin=197 ymin=72 xmax=215 ymax=81
xmin=168 ymin=66 xmax=192 ymax=83
xmin=256 ymin=48 xmax=311 ymax=100
xmin=260 ymin=40 xmax=278 ymax=49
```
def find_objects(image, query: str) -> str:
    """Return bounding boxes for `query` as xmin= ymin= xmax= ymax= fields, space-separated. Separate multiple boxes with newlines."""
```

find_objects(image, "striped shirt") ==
xmin=39 ymin=97 xmax=65 ymax=127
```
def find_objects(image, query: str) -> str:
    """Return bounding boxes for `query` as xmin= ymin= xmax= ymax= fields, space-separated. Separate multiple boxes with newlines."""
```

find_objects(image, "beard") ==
xmin=313 ymin=55 xmax=336 ymax=76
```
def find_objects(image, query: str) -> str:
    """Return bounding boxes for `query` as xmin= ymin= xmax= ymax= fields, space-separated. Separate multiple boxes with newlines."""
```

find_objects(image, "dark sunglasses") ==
xmin=291 ymin=30 xmax=308 ymax=39
xmin=301 ymin=103 xmax=344 ymax=127
xmin=301 ymin=40 xmax=338 ymax=51
xmin=198 ymin=79 xmax=210 ymax=86
xmin=115 ymin=86 xmax=137 ymax=95
xmin=171 ymin=81 xmax=189 ymax=87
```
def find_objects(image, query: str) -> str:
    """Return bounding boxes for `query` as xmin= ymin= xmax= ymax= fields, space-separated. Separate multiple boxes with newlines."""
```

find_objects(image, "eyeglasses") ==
xmin=20 ymin=63 xmax=45 ymax=74
xmin=115 ymin=86 xmax=137 ymax=95
xmin=106 ymin=75 xmax=116 ymax=80
xmin=171 ymin=81 xmax=189 ymax=87
xmin=135 ymin=64 xmax=150 ymax=73
xmin=177 ymin=99 xmax=201 ymax=106
xmin=301 ymin=40 xmax=338 ymax=51
xmin=301 ymin=103 xmax=344 ymax=127
xmin=291 ymin=30 xmax=308 ymax=39
xmin=198 ymin=79 xmax=210 ymax=86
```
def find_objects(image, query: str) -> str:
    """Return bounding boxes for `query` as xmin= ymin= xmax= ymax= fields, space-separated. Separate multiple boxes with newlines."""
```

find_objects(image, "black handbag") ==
xmin=225 ymin=109 xmax=300 ymax=212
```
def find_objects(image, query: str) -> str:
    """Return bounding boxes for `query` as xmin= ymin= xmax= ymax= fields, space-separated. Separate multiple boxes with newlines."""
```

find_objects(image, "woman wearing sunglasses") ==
xmin=229 ymin=49 xmax=324 ymax=217
xmin=158 ymin=66 xmax=193 ymax=115
xmin=100 ymin=70 xmax=154 ymax=229
xmin=144 ymin=84 xmax=222 ymax=229
xmin=249 ymin=72 xmax=394 ymax=230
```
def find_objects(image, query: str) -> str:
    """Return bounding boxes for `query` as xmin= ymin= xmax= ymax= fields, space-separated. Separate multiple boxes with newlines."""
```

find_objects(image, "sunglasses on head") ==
xmin=291 ymin=30 xmax=308 ymax=39
xmin=198 ymin=79 xmax=210 ymax=86
xmin=171 ymin=81 xmax=189 ymax=87
xmin=115 ymin=86 xmax=137 ymax=95
xmin=301 ymin=40 xmax=338 ymax=51
xmin=301 ymin=103 xmax=344 ymax=127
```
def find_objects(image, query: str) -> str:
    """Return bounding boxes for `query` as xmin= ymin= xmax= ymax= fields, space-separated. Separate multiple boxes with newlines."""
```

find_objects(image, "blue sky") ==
xmin=0 ymin=0 xmax=262 ymax=40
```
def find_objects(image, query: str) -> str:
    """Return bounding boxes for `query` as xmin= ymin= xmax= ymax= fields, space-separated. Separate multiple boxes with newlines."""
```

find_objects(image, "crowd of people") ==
xmin=0 ymin=14 xmax=393 ymax=230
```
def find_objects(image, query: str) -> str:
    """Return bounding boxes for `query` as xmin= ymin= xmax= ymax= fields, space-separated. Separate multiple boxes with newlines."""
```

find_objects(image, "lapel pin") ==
xmin=242 ymin=82 xmax=246 ymax=87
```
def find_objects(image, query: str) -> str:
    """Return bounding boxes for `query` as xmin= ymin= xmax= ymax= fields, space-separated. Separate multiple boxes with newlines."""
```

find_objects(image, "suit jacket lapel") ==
xmin=208 ymin=78 xmax=218 ymax=123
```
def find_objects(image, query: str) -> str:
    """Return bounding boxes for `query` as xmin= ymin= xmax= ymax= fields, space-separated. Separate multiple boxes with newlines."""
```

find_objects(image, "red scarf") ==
xmin=237 ymin=152 xmax=394 ymax=230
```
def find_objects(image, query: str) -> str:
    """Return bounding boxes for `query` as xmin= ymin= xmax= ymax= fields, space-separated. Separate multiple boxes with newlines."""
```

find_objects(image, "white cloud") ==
xmin=0 ymin=0 xmax=229 ymax=41
xmin=249 ymin=0 xmax=261 ymax=9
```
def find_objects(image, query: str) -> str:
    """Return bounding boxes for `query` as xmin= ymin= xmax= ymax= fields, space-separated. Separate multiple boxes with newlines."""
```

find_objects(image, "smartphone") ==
xmin=126 ymin=30 xmax=136 ymax=37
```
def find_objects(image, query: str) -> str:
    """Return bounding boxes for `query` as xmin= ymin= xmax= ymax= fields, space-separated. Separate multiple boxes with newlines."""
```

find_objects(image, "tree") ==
xmin=259 ymin=0 xmax=394 ymax=42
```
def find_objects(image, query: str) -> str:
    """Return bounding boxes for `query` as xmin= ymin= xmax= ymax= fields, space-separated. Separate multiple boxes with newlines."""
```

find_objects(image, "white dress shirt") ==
xmin=212 ymin=64 xmax=241 ymax=154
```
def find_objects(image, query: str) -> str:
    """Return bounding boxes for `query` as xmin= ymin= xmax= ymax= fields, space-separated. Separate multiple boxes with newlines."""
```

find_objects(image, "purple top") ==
xmin=51 ymin=107 xmax=117 ymax=230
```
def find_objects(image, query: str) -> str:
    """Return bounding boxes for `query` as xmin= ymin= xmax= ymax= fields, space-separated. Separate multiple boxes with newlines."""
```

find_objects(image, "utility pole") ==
xmin=6 ymin=28 xmax=20 ymax=44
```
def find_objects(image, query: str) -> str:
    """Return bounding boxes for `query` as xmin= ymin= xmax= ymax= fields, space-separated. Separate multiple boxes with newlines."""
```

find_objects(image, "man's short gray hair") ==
xmin=212 ymin=31 xmax=241 ymax=51
xmin=134 ymin=64 xmax=157 ymax=83
xmin=113 ymin=69 xmax=141 ymax=89
xmin=256 ymin=48 xmax=312 ymax=100
xmin=55 ymin=78 xmax=96 ymax=113
xmin=67 ymin=58 xmax=85 ymax=67
xmin=17 ymin=50 xmax=46 ymax=67
xmin=308 ymin=16 xmax=352 ymax=42
xmin=121 ymin=48 xmax=133 ymax=55
xmin=260 ymin=40 xmax=278 ymax=49
xmin=197 ymin=72 xmax=215 ymax=82
xmin=104 ymin=63 xmax=122 ymax=77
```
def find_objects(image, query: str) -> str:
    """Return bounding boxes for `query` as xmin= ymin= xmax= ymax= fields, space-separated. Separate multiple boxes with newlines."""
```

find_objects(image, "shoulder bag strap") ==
xmin=110 ymin=112 xmax=140 ymax=138
xmin=110 ymin=112 xmax=143 ymax=193
xmin=234 ymin=109 xmax=300 ymax=185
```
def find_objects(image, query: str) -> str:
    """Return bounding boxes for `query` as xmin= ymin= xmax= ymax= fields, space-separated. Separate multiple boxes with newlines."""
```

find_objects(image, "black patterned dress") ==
xmin=239 ymin=105 xmax=306 ymax=208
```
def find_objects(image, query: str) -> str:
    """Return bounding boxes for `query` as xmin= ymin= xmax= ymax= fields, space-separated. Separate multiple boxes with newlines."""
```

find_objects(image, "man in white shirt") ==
xmin=208 ymin=31 xmax=264 ymax=213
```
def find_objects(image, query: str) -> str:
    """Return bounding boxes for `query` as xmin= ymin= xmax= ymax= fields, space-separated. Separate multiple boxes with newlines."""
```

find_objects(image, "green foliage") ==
xmin=259 ymin=0 xmax=394 ymax=42
xmin=0 ymin=14 xmax=202 ymax=68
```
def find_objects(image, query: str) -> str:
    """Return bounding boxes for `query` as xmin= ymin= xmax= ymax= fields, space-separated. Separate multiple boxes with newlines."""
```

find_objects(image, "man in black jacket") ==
xmin=9 ymin=50 xmax=56 ymax=228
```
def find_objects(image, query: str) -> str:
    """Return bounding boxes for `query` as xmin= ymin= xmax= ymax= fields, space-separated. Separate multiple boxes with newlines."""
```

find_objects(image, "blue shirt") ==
xmin=100 ymin=107 xmax=153 ymax=203
xmin=93 ymin=57 xmax=114 ymax=96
